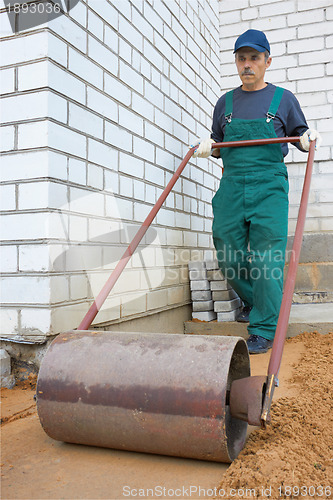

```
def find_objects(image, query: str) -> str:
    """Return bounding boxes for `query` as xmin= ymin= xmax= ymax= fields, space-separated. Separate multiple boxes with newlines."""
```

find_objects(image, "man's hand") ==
xmin=191 ymin=138 xmax=215 ymax=158
xmin=300 ymin=129 xmax=322 ymax=151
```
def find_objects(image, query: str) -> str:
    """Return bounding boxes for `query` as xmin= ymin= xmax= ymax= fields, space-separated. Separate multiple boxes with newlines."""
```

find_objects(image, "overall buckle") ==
xmin=225 ymin=113 xmax=232 ymax=123
xmin=266 ymin=112 xmax=275 ymax=123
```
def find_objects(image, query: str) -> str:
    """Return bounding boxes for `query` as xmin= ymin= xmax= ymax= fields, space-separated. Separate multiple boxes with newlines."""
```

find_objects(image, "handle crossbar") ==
xmin=78 ymin=136 xmax=302 ymax=330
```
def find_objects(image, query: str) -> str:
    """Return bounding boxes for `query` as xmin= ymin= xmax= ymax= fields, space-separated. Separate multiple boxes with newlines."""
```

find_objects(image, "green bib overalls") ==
xmin=212 ymin=86 xmax=289 ymax=340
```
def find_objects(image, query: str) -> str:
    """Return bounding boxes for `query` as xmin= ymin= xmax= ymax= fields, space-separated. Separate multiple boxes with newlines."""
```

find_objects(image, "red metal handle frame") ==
xmin=268 ymin=139 xmax=316 ymax=378
xmin=78 ymin=136 xmax=302 ymax=330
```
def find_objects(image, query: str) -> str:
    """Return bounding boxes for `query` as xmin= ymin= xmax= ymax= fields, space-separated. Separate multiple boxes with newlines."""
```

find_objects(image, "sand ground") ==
xmin=1 ymin=332 xmax=332 ymax=500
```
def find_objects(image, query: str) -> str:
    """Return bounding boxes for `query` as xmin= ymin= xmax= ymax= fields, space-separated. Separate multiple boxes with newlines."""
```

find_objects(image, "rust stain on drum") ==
xmin=37 ymin=380 xmax=223 ymax=418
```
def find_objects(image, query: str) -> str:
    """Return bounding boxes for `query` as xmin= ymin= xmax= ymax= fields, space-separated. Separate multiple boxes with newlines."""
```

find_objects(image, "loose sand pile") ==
xmin=217 ymin=332 xmax=333 ymax=499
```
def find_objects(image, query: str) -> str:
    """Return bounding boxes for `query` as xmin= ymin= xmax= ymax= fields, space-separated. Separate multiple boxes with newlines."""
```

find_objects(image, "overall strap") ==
xmin=266 ymin=86 xmax=284 ymax=122
xmin=225 ymin=90 xmax=233 ymax=123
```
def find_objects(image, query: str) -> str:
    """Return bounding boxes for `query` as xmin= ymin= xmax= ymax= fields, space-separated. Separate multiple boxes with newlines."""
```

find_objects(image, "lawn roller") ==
xmin=36 ymin=138 xmax=316 ymax=463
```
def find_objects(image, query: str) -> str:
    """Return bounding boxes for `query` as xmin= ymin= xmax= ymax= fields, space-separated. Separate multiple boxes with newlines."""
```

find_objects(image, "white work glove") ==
xmin=191 ymin=138 xmax=215 ymax=158
xmin=300 ymin=129 xmax=322 ymax=151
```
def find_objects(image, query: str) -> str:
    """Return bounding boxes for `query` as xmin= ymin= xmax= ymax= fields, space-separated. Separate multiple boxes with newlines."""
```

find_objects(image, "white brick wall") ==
xmin=219 ymin=0 xmax=333 ymax=235
xmin=0 ymin=0 xmax=221 ymax=341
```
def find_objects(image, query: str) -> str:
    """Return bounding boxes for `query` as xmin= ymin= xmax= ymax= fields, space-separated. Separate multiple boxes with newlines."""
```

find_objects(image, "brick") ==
xmin=192 ymin=300 xmax=214 ymax=312
xmin=143 ymin=1 xmax=164 ymax=34
xmin=0 ymin=246 xmax=17 ymax=273
xmin=134 ymin=201 xmax=150 ymax=223
xmin=88 ymin=0 xmax=118 ymax=30
xmin=48 ymin=61 xmax=86 ymax=104
xmin=68 ymin=157 xmax=86 ymax=186
xmin=1 ymin=276 xmax=50 ymax=304
xmin=0 ymin=10 xmax=13 ymax=37
xmin=18 ymin=60 xmax=47 ymax=91
xmin=205 ymin=259 xmax=219 ymax=270
xmin=1 ymin=92 xmax=66 ymax=124
xmin=190 ymin=279 xmax=210 ymax=291
xmin=49 ymin=13 xmax=87 ymax=53
xmin=0 ymin=126 xmax=15 ymax=152
xmin=167 ymin=285 xmax=184 ymax=305
xmin=210 ymin=280 xmax=232 ymax=291
xmin=287 ymin=37 xmax=324 ymax=54
xmin=69 ymin=103 xmax=103 ymax=140
xmin=87 ymin=87 xmax=118 ymax=121
xmin=298 ymin=21 xmax=333 ymax=39
xmin=259 ymin=0 xmax=294 ymax=17
xmin=214 ymin=298 xmax=242 ymax=312
xmin=189 ymin=269 xmax=207 ymax=280
xmin=287 ymin=9 xmax=324 ymax=27
xmin=144 ymin=163 xmax=161 ymax=185
xmin=69 ymin=215 xmax=88 ymax=242
xmin=50 ymin=276 xmax=70 ymax=303
xmin=144 ymin=122 xmax=163 ymax=145
xmin=0 ymin=68 xmax=15 ymax=94
xmin=132 ymin=6 xmax=154 ymax=40
xmin=212 ymin=289 xmax=239 ymax=301
xmin=217 ymin=309 xmax=241 ymax=322
xmin=191 ymin=290 xmax=212 ymax=301
xmin=104 ymin=25 xmax=118 ymax=53
xmin=0 ymin=151 xmax=47 ymax=181
xmin=48 ymin=31 xmax=67 ymax=67
xmin=175 ymin=211 xmax=191 ymax=229
xmin=105 ymin=122 xmax=133 ymax=152
xmin=119 ymin=152 xmax=144 ymax=178
xmin=188 ymin=261 xmax=206 ymax=271
xmin=241 ymin=7 xmax=258 ymax=21
xmin=70 ymin=274 xmax=89 ymax=300
xmin=147 ymin=288 xmax=168 ymax=310
xmin=20 ymin=308 xmax=51 ymax=333
xmin=299 ymin=48 xmax=333 ymax=66
xmin=105 ymin=195 xmax=133 ymax=221
xmin=119 ymin=39 xmax=132 ymax=67
xmin=69 ymin=46 xmax=104 ymax=89
xmin=70 ymin=187 xmax=104 ymax=217
xmin=297 ymin=77 xmax=333 ymax=93
xmin=207 ymin=269 xmax=225 ymax=281
xmin=88 ymin=9 xmax=104 ymax=40
xmin=0 ymin=32 xmax=47 ymax=66
xmin=18 ymin=120 xmax=48 ymax=150
xmin=0 ymin=309 xmax=19 ymax=334
xmin=156 ymin=207 xmax=175 ymax=227
xmin=104 ymin=74 xmax=131 ymax=106
xmin=19 ymin=182 xmax=46 ymax=210
xmin=88 ymin=35 xmax=118 ymax=77
xmin=119 ymin=60 xmax=144 ymax=95
xmin=288 ymin=64 xmax=324 ymax=81
xmin=133 ymin=136 xmax=155 ymax=162
xmin=119 ymin=107 xmax=144 ymax=136
xmin=192 ymin=311 xmax=217 ymax=321
xmin=49 ymin=122 xmax=86 ymax=158
xmin=88 ymin=137 xmax=118 ymax=169
xmin=87 ymin=164 xmax=104 ymax=190
xmin=191 ymin=215 xmax=204 ymax=232
xmin=166 ymin=229 xmax=183 ymax=247
xmin=118 ymin=16 xmax=143 ymax=51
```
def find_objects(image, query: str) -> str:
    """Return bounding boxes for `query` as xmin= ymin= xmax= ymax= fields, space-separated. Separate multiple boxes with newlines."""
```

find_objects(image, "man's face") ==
xmin=235 ymin=47 xmax=271 ymax=91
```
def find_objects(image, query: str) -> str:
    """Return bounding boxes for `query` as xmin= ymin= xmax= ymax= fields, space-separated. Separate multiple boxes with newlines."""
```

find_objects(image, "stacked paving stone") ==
xmin=188 ymin=260 xmax=216 ymax=321
xmin=189 ymin=260 xmax=243 ymax=322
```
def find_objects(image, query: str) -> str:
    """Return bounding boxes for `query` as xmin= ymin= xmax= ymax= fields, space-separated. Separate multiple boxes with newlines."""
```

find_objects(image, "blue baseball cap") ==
xmin=234 ymin=29 xmax=270 ymax=54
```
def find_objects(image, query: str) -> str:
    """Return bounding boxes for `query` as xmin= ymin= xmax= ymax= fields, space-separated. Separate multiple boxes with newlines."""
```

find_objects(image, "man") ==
xmin=193 ymin=29 xmax=321 ymax=354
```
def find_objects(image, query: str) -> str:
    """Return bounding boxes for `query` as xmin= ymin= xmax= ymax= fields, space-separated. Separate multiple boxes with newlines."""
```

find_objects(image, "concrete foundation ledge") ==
xmin=184 ymin=303 xmax=333 ymax=338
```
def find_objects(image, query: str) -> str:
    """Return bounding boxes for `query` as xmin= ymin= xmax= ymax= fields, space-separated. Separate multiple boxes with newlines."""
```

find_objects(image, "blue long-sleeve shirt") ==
xmin=211 ymin=83 xmax=308 ymax=156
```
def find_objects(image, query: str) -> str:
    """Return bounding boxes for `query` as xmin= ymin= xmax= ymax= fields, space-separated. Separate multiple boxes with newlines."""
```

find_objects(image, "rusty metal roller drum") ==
xmin=36 ymin=331 xmax=250 ymax=463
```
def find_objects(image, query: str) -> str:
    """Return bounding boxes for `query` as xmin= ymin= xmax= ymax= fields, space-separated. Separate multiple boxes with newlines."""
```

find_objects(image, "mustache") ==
xmin=242 ymin=70 xmax=255 ymax=75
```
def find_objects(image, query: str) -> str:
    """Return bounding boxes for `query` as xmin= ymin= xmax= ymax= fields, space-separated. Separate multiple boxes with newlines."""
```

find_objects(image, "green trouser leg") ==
xmin=212 ymin=170 xmax=289 ymax=340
